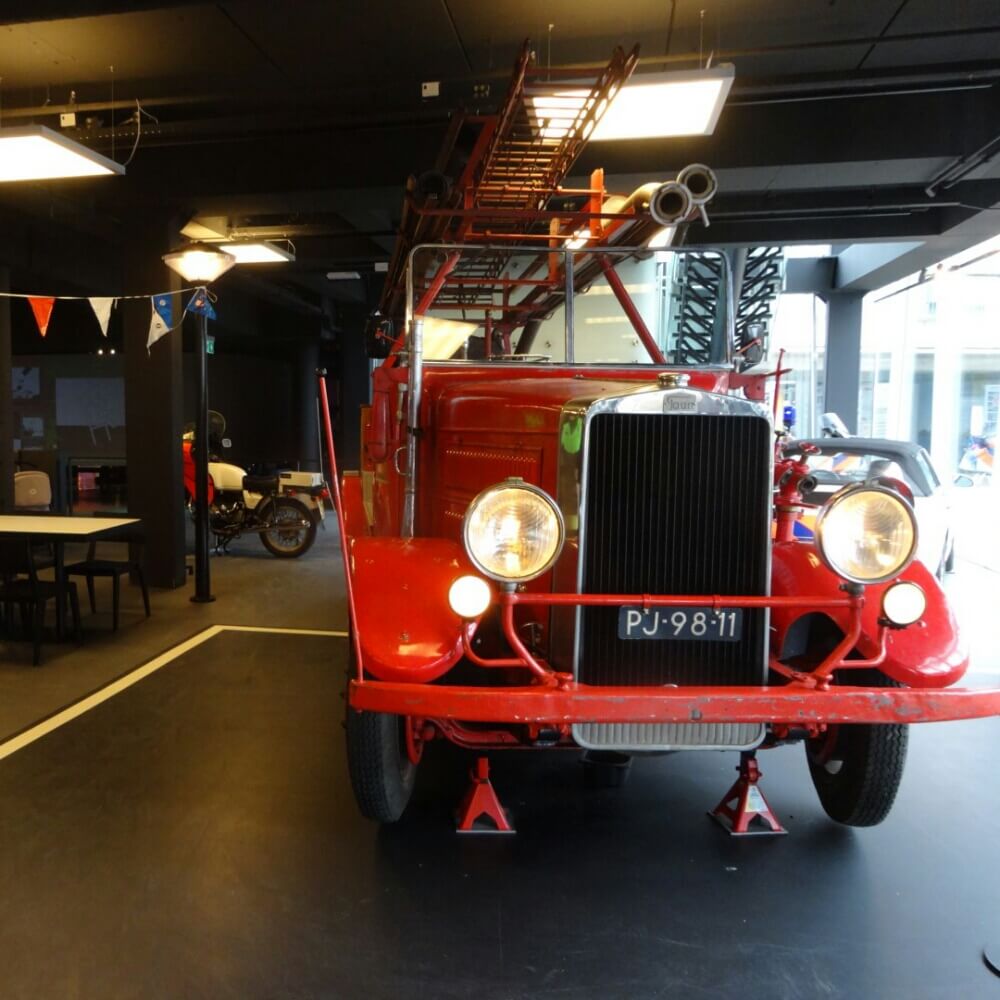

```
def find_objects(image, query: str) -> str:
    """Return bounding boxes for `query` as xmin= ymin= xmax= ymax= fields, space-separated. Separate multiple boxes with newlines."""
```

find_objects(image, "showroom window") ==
xmin=861 ymin=233 xmax=1000 ymax=479
xmin=767 ymin=246 xmax=830 ymax=437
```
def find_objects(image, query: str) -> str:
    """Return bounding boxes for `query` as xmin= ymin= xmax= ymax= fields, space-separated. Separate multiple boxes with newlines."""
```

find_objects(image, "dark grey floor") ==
xmin=0 ymin=630 xmax=997 ymax=1000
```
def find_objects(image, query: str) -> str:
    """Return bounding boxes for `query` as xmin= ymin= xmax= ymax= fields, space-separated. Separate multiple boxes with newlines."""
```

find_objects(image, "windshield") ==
xmin=407 ymin=244 xmax=732 ymax=367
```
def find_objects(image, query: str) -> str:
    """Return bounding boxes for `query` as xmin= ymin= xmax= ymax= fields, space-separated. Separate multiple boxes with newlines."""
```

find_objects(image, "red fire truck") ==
xmin=316 ymin=42 xmax=1000 ymax=834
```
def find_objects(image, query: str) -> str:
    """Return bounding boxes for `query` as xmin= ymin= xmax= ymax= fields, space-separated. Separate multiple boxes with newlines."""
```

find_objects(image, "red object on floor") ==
xmin=710 ymin=752 xmax=787 ymax=836
xmin=456 ymin=756 xmax=515 ymax=834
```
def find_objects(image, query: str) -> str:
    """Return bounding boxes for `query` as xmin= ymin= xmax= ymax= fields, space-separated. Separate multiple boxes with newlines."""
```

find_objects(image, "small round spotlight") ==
xmin=881 ymin=581 xmax=926 ymax=627
xmin=448 ymin=575 xmax=492 ymax=619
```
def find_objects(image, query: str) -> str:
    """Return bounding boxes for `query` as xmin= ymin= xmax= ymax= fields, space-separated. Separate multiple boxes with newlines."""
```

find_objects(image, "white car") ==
xmin=795 ymin=437 xmax=958 ymax=578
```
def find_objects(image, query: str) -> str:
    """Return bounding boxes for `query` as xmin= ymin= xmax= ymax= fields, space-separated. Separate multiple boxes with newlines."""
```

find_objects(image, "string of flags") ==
xmin=0 ymin=285 xmax=217 ymax=350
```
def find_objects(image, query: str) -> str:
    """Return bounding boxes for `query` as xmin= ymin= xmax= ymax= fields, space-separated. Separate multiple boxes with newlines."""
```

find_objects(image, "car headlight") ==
xmin=815 ymin=485 xmax=918 ymax=584
xmin=448 ymin=575 xmax=492 ymax=619
xmin=881 ymin=581 xmax=926 ymax=626
xmin=463 ymin=480 xmax=565 ymax=583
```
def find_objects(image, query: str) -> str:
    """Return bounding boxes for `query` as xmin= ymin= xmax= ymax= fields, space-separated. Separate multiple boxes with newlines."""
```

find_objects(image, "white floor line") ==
xmin=220 ymin=625 xmax=348 ymax=638
xmin=0 ymin=625 xmax=224 ymax=762
xmin=0 ymin=624 xmax=347 ymax=762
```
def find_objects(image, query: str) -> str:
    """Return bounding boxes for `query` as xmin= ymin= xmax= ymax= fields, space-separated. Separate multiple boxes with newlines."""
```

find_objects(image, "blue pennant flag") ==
xmin=185 ymin=287 xmax=216 ymax=320
xmin=147 ymin=294 xmax=175 ymax=350
xmin=153 ymin=293 xmax=173 ymax=327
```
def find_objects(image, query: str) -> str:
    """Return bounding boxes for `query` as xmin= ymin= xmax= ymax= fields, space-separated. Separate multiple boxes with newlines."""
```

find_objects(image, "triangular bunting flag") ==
xmin=185 ymin=287 xmax=216 ymax=320
xmin=28 ymin=297 xmax=55 ymax=338
xmin=147 ymin=294 xmax=174 ymax=350
xmin=88 ymin=297 xmax=115 ymax=337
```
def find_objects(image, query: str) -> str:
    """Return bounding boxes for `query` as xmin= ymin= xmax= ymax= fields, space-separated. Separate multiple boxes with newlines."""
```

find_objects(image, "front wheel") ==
xmin=260 ymin=497 xmax=317 ymax=558
xmin=806 ymin=672 xmax=908 ymax=827
xmin=345 ymin=669 xmax=417 ymax=823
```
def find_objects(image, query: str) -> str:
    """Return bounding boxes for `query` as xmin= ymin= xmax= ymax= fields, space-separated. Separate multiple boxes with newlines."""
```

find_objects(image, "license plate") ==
xmin=617 ymin=606 xmax=744 ymax=642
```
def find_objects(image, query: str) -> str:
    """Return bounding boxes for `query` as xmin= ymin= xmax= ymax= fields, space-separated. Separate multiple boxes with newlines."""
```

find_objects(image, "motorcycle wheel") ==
xmin=260 ymin=497 xmax=317 ymax=558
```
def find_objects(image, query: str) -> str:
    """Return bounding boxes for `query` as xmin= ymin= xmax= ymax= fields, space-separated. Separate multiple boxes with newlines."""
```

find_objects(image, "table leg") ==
xmin=54 ymin=540 xmax=66 ymax=639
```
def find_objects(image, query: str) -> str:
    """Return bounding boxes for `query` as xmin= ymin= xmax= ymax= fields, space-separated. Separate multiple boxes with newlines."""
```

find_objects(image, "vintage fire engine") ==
xmin=318 ymin=42 xmax=1000 ymax=834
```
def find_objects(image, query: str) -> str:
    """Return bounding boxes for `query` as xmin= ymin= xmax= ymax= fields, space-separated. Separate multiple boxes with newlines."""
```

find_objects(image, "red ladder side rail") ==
xmin=316 ymin=369 xmax=364 ymax=676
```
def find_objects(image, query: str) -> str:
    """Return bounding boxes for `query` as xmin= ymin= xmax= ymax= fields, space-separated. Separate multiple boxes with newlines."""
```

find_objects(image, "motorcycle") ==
xmin=182 ymin=412 xmax=328 ymax=558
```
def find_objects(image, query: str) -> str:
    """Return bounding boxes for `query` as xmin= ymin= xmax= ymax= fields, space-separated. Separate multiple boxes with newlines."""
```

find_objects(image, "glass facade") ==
xmin=860 ymin=234 xmax=1000 ymax=481
xmin=768 ymin=290 xmax=827 ymax=438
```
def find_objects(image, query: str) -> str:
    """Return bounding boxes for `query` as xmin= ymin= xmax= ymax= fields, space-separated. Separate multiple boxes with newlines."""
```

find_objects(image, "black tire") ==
xmin=581 ymin=750 xmax=632 ymax=789
xmin=259 ymin=497 xmax=317 ymax=558
xmin=806 ymin=671 xmax=908 ymax=827
xmin=344 ymin=662 xmax=417 ymax=823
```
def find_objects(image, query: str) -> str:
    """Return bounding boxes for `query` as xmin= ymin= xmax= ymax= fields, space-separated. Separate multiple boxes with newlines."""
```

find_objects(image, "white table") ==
xmin=0 ymin=516 xmax=140 ymax=636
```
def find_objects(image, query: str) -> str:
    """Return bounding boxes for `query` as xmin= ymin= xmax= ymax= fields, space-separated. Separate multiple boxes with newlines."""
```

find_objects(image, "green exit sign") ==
xmin=206 ymin=334 xmax=216 ymax=355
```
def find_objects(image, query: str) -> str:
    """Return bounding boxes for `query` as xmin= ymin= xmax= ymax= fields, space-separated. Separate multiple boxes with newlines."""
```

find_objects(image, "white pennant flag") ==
xmin=147 ymin=294 xmax=173 ymax=351
xmin=88 ymin=297 xmax=115 ymax=337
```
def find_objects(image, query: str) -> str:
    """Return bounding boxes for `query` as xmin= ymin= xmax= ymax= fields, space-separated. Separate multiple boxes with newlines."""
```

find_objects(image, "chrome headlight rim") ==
xmin=461 ymin=479 xmax=566 ymax=584
xmin=814 ymin=483 xmax=919 ymax=586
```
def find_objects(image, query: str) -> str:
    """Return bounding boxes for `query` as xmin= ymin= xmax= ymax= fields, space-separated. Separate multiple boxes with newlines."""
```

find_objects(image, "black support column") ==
xmin=123 ymin=235 xmax=186 ymax=588
xmin=0 ymin=266 xmax=12 ymax=512
xmin=297 ymin=337 xmax=321 ymax=471
xmin=334 ymin=301 xmax=371 ymax=470
xmin=823 ymin=291 xmax=865 ymax=435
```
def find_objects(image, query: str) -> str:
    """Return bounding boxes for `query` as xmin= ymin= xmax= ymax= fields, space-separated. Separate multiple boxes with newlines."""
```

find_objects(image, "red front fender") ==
xmin=770 ymin=540 xmax=968 ymax=688
xmin=350 ymin=536 xmax=482 ymax=683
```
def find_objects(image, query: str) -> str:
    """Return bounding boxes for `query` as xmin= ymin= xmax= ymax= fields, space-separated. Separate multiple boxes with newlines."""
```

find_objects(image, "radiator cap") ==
xmin=658 ymin=372 xmax=691 ymax=388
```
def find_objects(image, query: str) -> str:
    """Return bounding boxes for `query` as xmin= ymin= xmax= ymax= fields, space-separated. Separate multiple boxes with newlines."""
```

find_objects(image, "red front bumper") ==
xmin=350 ymin=679 xmax=1000 ymax=726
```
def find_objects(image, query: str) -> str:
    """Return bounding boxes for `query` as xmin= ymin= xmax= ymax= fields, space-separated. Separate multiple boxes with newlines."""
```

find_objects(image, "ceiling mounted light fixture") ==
xmin=162 ymin=242 xmax=236 ymax=284
xmin=326 ymin=271 xmax=362 ymax=280
xmin=218 ymin=241 xmax=295 ymax=264
xmin=531 ymin=65 xmax=735 ymax=142
xmin=0 ymin=124 xmax=124 ymax=182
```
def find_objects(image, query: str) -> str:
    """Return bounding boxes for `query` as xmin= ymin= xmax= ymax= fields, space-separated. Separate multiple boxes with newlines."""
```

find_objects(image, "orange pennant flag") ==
xmin=28 ymin=297 xmax=55 ymax=338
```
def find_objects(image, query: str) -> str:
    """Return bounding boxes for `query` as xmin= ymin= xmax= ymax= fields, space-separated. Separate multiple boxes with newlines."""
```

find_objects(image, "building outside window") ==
xmin=860 ymin=234 xmax=1000 ymax=482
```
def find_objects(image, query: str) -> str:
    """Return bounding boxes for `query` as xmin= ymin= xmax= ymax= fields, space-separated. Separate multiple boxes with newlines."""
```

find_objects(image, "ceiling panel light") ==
xmin=326 ymin=271 xmax=361 ymax=280
xmin=0 ymin=124 xmax=124 ymax=182
xmin=530 ymin=65 xmax=734 ymax=143
xmin=592 ymin=67 xmax=734 ymax=140
xmin=219 ymin=241 xmax=294 ymax=264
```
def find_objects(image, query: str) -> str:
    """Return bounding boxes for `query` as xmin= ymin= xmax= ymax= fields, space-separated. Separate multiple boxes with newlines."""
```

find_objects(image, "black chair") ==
xmin=64 ymin=514 xmax=150 ymax=631
xmin=0 ymin=537 xmax=82 ymax=666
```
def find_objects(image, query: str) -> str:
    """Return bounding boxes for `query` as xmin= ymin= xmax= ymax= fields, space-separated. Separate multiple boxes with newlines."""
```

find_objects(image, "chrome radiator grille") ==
xmin=577 ymin=411 xmax=772 ymax=690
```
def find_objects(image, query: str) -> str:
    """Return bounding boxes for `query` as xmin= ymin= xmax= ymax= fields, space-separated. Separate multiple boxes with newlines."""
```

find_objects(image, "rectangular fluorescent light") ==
xmin=326 ymin=271 xmax=361 ymax=280
xmin=592 ymin=67 xmax=734 ymax=140
xmin=0 ymin=124 xmax=124 ymax=182
xmin=219 ymin=241 xmax=294 ymax=264
xmin=529 ymin=65 xmax=734 ymax=143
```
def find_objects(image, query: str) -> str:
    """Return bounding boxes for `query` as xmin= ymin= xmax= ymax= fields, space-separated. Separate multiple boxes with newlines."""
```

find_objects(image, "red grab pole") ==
xmin=316 ymin=369 xmax=364 ymax=672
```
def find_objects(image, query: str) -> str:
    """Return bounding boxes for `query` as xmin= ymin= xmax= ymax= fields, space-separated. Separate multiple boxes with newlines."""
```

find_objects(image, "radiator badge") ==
xmin=662 ymin=390 xmax=699 ymax=413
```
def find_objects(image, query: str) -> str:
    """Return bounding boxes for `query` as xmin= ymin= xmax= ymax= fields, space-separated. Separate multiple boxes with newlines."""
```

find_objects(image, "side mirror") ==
xmin=364 ymin=314 xmax=394 ymax=360
xmin=221 ymin=438 xmax=232 ymax=450
xmin=736 ymin=338 xmax=764 ymax=371
xmin=953 ymin=474 xmax=974 ymax=488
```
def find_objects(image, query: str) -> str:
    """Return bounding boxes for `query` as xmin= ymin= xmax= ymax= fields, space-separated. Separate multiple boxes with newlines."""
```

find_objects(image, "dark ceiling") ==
xmin=1 ymin=0 xmax=1000 ymax=309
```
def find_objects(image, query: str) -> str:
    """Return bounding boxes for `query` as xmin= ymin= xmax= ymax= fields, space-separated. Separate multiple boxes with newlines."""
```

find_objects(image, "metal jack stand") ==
xmin=710 ymin=751 xmax=787 ymax=836
xmin=456 ymin=757 xmax=515 ymax=834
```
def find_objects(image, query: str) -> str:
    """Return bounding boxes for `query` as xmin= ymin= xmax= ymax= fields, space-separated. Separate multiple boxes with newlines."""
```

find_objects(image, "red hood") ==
xmin=421 ymin=365 xmax=731 ymax=437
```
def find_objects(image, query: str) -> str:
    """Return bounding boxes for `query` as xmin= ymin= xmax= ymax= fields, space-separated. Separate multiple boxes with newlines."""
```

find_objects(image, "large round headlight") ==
xmin=463 ymin=480 xmax=565 ymax=583
xmin=815 ymin=485 xmax=918 ymax=584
